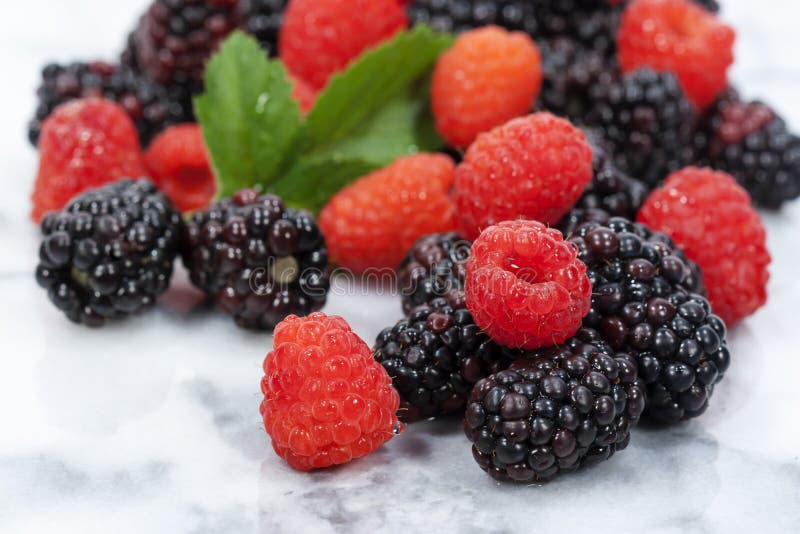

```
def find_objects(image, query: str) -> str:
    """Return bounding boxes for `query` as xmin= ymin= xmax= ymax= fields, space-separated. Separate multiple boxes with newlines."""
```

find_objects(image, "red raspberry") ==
xmin=319 ymin=153 xmax=456 ymax=273
xmin=260 ymin=313 xmax=401 ymax=471
xmin=144 ymin=124 xmax=216 ymax=213
xmin=30 ymin=98 xmax=147 ymax=222
xmin=465 ymin=220 xmax=592 ymax=349
xmin=637 ymin=167 xmax=770 ymax=325
xmin=617 ymin=0 xmax=735 ymax=109
xmin=452 ymin=112 xmax=593 ymax=240
xmin=279 ymin=0 xmax=408 ymax=91
xmin=431 ymin=25 xmax=543 ymax=148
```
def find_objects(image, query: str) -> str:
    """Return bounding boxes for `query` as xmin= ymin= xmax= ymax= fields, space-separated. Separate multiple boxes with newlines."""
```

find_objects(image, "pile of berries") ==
xmin=28 ymin=0 xmax=793 ymax=483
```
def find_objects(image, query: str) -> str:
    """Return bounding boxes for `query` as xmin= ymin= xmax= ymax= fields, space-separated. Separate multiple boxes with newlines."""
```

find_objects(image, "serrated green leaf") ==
xmin=273 ymin=157 xmax=378 ymax=213
xmin=304 ymin=25 xmax=454 ymax=153
xmin=272 ymin=78 xmax=442 ymax=212
xmin=194 ymin=31 xmax=304 ymax=198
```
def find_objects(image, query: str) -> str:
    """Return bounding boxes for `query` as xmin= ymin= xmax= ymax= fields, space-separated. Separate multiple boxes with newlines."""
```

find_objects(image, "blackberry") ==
xmin=128 ymin=0 xmax=240 ymax=92
xmin=534 ymin=1 xmax=622 ymax=53
xmin=573 ymin=130 xmax=649 ymax=220
xmin=374 ymin=294 xmax=514 ymax=423
xmin=397 ymin=232 xmax=471 ymax=315
xmin=28 ymin=61 xmax=193 ymax=147
xmin=185 ymin=189 xmax=329 ymax=330
xmin=691 ymin=0 xmax=720 ymax=11
xmin=538 ymin=37 xmax=618 ymax=122
xmin=35 ymin=179 xmax=183 ymax=327
xmin=406 ymin=1 xmax=539 ymax=35
xmin=465 ymin=327 xmax=645 ymax=483
xmin=568 ymin=217 xmax=730 ymax=423
xmin=239 ymin=0 xmax=286 ymax=55
xmin=585 ymin=68 xmax=696 ymax=188
xmin=697 ymin=89 xmax=800 ymax=208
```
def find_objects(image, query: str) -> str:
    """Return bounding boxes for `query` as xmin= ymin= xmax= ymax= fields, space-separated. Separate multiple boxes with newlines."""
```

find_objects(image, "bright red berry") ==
xmin=452 ymin=112 xmax=593 ymax=240
xmin=637 ymin=167 xmax=770 ymax=325
xmin=261 ymin=313 xmax=401 ymax=471
xmin=144 ymin=124 xmax=216 ymax=212
xmin=431 ymin=25 xmax=542 ymax=148
xmin=319 ymin=153 xmax=456 ymax=273
xmin=31 ymin=98 xmax=147 ymax=222
xmin=465 ymin=220 xmax=592 ymax=349
xmin=279 ymin=0 xmax=408 ymax=91
xmin=617 ymin=0 xmax=735 ymax=109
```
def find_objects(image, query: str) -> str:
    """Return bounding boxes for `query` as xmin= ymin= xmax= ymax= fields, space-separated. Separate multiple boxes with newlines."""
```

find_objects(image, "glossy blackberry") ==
xmin=691 ymin=0 xmax=720 ymax=12
xmin=697 ymin=89 xmax=800 ymax=208
xmin=538 ymin=37 xmax=618 ymax=122
xmin=398 ymin=232 xmax=471 ymax=314
xmin=406 ymin=1 xmax=539 ymax=35
xmin=128 ymin=0 xmax=240 ymax=92
xmin=573 ymin=131 xmax=649 ymax=220
xmin=35 ymin=179 xmax=183 ymax=327
xmin=239 ymin=0 xmax=286 ymax=55
xmin=28 ymin=62 xmax=193 ymax=147
xmin=374 ymin=294 xmax=514 ymax=423
xmin=586 ymin=68 xmax=696 ymax=188
xmin=534 ymin=1 xmax=622 ymax=53
xmin=568 ymin=217 xmax=730 ymax=423
xmin=465 ymin=327 xmax=645 ymax=483
xmin=185 ymin=190 xmax=329 ymax=330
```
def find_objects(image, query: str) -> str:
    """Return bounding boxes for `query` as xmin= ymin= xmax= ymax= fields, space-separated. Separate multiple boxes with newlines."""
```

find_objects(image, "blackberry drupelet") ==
xmin=585 ymin=68 xmax=696 ymax=188
xmin=465 ymin=327 xmax=645 ymax=483
xmin=406 ymin=1 xmax=539 ymax=35
xmin=568 ymin=217 xmax=730 ymax=423
xmin=239 ymin=0 xmax=286 ymax=55
xmin=128 ymin=0 xmax=240 ymax=92
xmin=374 ymin=293 xmax=514 ymax=423
xmin=397 ymin=232 xmax=471 ymax=314
xmin=28 ymin=62 xmax=193 ymax=147
xmin=573 ymin=131 xmax=649 ymax=220
xmin=538 ymin=37 xmax=618 ymax=122
xmin=185 ymin=189 xmax=329 ymax=330
xmin=697 ymin=89 xmax=800 ymax=208
xmin=35 ymin=179 xmax=183 ymax=327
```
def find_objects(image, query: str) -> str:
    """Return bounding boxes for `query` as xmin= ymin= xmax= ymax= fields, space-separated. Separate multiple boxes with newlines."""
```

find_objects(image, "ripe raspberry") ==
xmin=260 ymin=313 xmax=401 ymax=471
xmin=431 ymin=25 xmax=542 ymax=148
xmin=319 ymin=154 xmax=456 ymax=273
xmin=144 ymin=124 xmax=215 ymax=212
xmin=31 ymin=98 xmax=147 ymax=223
xmin=452 ymin=113 xmax=593 ymax=240
xmin=279 ymin=0 xmax=408 ymax=91
xmin=465 ymin=220 xmax=592 ymax=350
xmin=617 ymin=0 xmax=735 ymax=108
xmin=638 ymin=167 xmax=770 ymax=325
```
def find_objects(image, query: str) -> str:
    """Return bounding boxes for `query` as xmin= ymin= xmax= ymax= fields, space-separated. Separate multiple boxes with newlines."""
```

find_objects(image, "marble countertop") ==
xmin=1 ymin=1 xmax=799 ymax=533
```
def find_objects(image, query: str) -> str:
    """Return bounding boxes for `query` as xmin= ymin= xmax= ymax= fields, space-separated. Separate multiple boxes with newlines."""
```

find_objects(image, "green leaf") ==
xmin=194 ymin=31 xmax=304 ymax=198
xmin=304 ymin=25 xmax=454 ymax=153
xmin=272 ymin=78 xmax=442 ymax=212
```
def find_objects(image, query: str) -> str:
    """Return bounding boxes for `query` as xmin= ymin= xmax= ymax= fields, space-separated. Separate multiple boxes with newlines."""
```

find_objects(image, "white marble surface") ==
xmin=2 ymin=1 xmax=800 ymax=533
